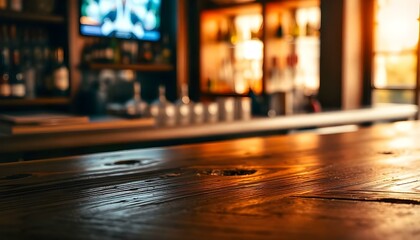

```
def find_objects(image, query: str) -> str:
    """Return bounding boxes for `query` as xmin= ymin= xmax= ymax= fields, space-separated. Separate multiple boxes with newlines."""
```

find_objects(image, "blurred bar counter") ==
xmin=0 ymin=104 xmax=417 ymax=162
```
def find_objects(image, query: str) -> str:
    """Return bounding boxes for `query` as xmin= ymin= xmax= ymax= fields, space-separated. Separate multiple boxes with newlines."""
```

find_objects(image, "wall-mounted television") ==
xmin=80 ymin=0 xmax=161 ymax=41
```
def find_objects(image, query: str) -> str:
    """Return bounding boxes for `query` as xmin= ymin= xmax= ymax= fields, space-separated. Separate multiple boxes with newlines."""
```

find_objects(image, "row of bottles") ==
xmin=266 ymin=6 xmax=321 ymax=114
xmin=273 ymin=7 xmax=320 ymax=39
xmin=201 ymin=3 xmax=321 ymax=101
xmin=204 ymin=13 xmax=264 ymax=95
xmin=124 ymin=83 xmax=251 ymax=126
xmin=81 ymin=36 xmax=172 ymax=65
xmin=125 ymin=83 xmax=194 ymax=126
xmin=210 ymin=6 xmax=320 ymax=43
xmin=0 ymin=24 xmax=69 ymax=99
xmin=215 ymin=15 xmax=263 ymax=44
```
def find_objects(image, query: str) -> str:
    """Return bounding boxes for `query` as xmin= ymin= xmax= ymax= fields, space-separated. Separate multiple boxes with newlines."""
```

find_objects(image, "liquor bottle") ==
xmin=121 ymin=41 xmax=135 ymax=65
xmin=175 ymin=83 xmax=192 ymax=126
xmin=255 ymin=22 xmax=264 ymax=40
xmin=150 ymin=85 xmax=176 ymax=126
xmin=10 ymin=49 xmax=26 ymax=98
xmin=9 ymin=24 xmax=17 ymax=57
xmin=125 ymin=81 xmax=149 ymax=118
xmin=51 ymin=48 xmax=69 ymax=96
xmin=32 ymin=29 xmax=46 ymax=96
xmin=104 ymin=39 xmax=115 ymax=64
xmin=304 ymin=94 xmax=322 ymax=113
xmin=139 ymin=42 xmax=153 ymax=63
xmin=38 ymin=28 xmax=52 ymax=96
xmin=160 ymin=35 xmax=171 ymax=63
xmin=0 ymin=24 xmax=6 ymax=46
xmin=192 ymin=102 xmax=205 ymax=125
xmin=275 ymin=14 xmax=284 ymax=38
xmin=0 ymin=49 xmax=11 ymax=98
xmin=23 ymin=57 xmax=36 ymax=98
xmin=216 ymin=21 xmax=224 ymax=42
xmin=267 ymin=57 xmax=280 ymax=93
xmin=21 ymin=28 xmax=35 ymax=99
xmin=41 ymin=47 xmax=53 ymax=96
xmin=248 ymin=86 xmax=267 ymax=116
xmin=111 ymin=38 xmax=121 ymax=64
xmin=128 ymin=41 xmax=138 ymax=64
xmin=90 ymin=79 xmax=108 ymax=116
xmin=7 ymin=25 xmax=25 ymax=98
xmin=227 ymin=17 xmax=238 ymax=44
xmin=289 ymin=9 xmax=300 ymax=38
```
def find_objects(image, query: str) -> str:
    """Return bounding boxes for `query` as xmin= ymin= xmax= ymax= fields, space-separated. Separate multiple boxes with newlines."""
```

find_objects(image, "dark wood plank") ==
xmin=1 ymin=121 xmax=420 ymax=239
xmin=0 ymin=97 xmax=70 ymax=107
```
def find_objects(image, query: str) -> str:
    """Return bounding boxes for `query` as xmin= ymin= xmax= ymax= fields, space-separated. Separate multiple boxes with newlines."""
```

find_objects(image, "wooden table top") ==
xmin=1 ymin=121 xmax=420 ymax=239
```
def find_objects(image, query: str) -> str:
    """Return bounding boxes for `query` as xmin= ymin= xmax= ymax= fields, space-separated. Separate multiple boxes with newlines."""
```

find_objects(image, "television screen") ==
xmin=80 ymin=0 xmax=161 ymax=41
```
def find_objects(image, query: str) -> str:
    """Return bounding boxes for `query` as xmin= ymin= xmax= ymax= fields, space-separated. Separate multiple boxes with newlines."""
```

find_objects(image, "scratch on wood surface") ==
xmin=295 ymin=195 xmax=420 ymax=205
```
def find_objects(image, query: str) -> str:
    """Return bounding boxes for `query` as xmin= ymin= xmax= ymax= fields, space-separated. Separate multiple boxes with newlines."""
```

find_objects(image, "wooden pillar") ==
xmin=186 ymin=0 xmax=202 ymax=102
xmin=318 ymin=0 xmax=345 ymax=110
xmin=360 ymin=0 xmax=374 ymax=108
xmin=319 ymin=0 xmax=370 ymax=110
xmin=68 ymin=0 xmax=82 ymax=99
xmin=177 ymin=0 xmax=188 ymax=91
xmin=342 ymin=0 xmax=363 ymax=110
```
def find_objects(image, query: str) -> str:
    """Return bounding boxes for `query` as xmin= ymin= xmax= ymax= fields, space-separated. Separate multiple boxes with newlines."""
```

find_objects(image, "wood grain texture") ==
xmin=1 ymin=121 xmax=420 ymax=239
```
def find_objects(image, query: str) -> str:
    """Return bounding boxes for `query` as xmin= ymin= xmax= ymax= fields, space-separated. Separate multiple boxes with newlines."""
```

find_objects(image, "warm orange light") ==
xmin=234 ymin=14 xmax=262 ymax=41
xmin=375 ymin=0 xmax=419 ymax=52
xmin=234 ymin=15 xmax=263 ymax=94
xmin=373 ymin=0 xmax=419 ymax=90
